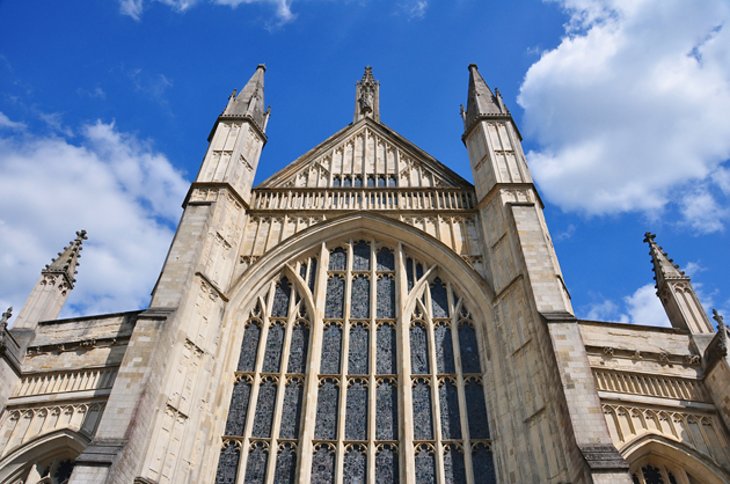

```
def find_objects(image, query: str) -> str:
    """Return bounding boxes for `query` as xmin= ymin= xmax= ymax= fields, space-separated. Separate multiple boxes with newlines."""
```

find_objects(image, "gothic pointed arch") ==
xmin=621 ymin=434 xmax=729 ymax=484
xmin=212 ymin=213 xmax=497 ymax=483
xmin=0 ymin=429 xmax=88 ymax=484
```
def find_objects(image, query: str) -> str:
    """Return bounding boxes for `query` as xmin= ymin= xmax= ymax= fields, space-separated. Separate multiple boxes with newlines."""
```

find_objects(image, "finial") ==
xmin=354 ymin=66 xmax=380 ymax=122
xmin=643 ymin=231 xmax=656 ymax=243
xmin=257 ymin=64 xmax=267 ymax=72
xmin=0 ymin=307 xmax=11 ymax=328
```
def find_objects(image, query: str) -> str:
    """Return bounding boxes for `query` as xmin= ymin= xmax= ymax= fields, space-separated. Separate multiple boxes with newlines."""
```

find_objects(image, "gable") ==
xmin=259 ymin=118 xmax=472 ymax=189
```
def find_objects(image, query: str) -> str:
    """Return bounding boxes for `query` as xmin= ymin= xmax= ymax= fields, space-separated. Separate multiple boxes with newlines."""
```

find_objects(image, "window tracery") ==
xmin=219 ymin=240 xmax=496 ymax=483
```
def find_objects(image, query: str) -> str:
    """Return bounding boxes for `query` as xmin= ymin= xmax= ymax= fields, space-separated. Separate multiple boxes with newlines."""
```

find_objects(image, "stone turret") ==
xmin=462 ymin=64 xmax=630 ymax=482
xmin=644 ymin=232 xmax=713 ymax=333
xmin=70 ymin=66 xmax=269 ymax=483
xmin=12 ymin=230 xmax=87 ymax=335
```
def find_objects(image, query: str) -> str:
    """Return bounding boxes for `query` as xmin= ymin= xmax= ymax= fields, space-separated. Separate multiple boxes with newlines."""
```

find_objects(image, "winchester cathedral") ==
xmin=0 ymin=65 xmax=729 ymax=484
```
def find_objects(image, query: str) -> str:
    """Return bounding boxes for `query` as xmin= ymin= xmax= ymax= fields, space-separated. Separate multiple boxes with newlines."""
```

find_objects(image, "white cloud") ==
xmin=214 ymin=0 xmax=295 ymax=24
xmin=120 ymin=0 xmax=144 ymax=20
xmin=584 ymin=298 xmax=623 ymax=322
xmin=0 ymin=112 xmax=26 ymax=131
xmin=120 ymin=0 xmax=296 ymax=24
xmin=0 ymin=121 xmax=188 ymax=320
xmin=623 ymin=283 xmax=670 ymax=327
xmin=519 ymin=0 xmax=730 ymax=229
xmin=398 ymin=0 xmax=428 ymax=20
xmin=679 ymin=187 xmax=729 ymax=234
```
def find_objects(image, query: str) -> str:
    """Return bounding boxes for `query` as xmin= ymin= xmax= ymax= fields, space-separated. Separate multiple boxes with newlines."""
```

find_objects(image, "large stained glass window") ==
xmin=218 ymin=241 xmax=495 ymax=483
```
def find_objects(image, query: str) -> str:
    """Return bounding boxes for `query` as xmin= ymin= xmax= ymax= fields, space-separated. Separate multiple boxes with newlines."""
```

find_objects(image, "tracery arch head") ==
xmin=217 ymin=230 xmax=496 ymax=483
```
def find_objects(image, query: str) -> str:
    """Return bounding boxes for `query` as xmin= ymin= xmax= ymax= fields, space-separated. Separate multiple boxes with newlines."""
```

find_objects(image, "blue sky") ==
xmin=1 ymin=0 xmax=728 ymax=325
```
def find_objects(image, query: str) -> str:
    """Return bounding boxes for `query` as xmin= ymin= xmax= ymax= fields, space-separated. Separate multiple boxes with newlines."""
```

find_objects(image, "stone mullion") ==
xmin=395 ymin=242 xmax=415 ymax=484
xmin=296 ymin=243 xmax=328 ymax=484
xmin=368 ymin=240 xmax=378 ymax=484
xmin=449 ymin=287 xmax=474 ymax=484
xmin=423 ymin=282 xmax=446 ymax=484
xmin=236 ymin=284 xmax=276 ymax=483
xmin=335 ymin=241 xmax=353 ymax=482
xmin=264 ymin=285 xmax=298 ymax=484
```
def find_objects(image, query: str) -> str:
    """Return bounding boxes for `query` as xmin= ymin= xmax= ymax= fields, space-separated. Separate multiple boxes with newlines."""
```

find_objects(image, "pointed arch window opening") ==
xmin=218 ymin=241 xmax=495 ymax=483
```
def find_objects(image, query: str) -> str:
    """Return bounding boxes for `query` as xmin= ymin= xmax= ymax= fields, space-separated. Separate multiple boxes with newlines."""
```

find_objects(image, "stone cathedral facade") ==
xmin=0 ymin=65 xmax=729 ymax=484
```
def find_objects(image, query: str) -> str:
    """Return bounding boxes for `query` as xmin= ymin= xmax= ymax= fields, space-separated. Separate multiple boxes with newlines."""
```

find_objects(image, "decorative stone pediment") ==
xmin=259 ymin=118 xmax=472 ymax=189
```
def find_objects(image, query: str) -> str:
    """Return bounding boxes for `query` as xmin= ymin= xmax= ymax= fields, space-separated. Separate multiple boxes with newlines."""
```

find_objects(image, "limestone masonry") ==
xmin=1 ymin=65 xmax=728 ymax=483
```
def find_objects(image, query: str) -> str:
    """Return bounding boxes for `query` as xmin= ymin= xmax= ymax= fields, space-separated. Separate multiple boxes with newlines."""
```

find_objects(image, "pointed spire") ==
xmin=643 ymin=232 xmax=687 ymax=288
xmin=354 ymin=66 xmax=380 ymax=123
xmin=223 ymin=64 xmax=269 ymax=132
xmin=44 ymin=229 xmax=87 ymax=288
xmin=463 ymin=64 xmax=509 ymax=134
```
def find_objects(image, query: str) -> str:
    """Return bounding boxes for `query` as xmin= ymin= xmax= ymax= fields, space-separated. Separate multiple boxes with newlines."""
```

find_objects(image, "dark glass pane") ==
xmin=443 ymin=446 xmax=466 ymax=484
xmin=378 ymin=176 xmax=386 ymax=188
xmin=343 ymin=176 xmax=352 ymax=188
xmin=410 ymin=323 xmax=429 ymax=374
xmin=376 ymin=323 xmax=397 ymax=374
xmin=287 ymin=323 xmax=309 ymax=374
xmin=350 ymin=276 xmax=371 ymax=319
xmin=244 ymin=443 xmax=268 ymax=484
xmin=415 ymin=263 xmax=424 ymax=280
xmin=252 ymin=380 xmax=277 ymax=438
xmin=387 ymin=175 xmax=397 ymax=187
xmin=472 ymin=444 xmax=497 ymax=484
xmin=459 ymin=323 xmax=481 ymax=373
xmin=414 ymin=447 xmax=436 ymax=484
xmin=329 ymin=248 xmax=347 ymax=271
xmin=412 ymin=380 xmax=433 ymax=440
xmin=321 ymin=324 xmax=342 ymax=374
xmin=315 ymin=380 xmax=339 ymax=440
xmin=367 ymin=176 xmax=375 ymax=188
xmin=224 ymin=378 xmax=251 ymax=436
xmin=465 ymin=379 xmax=489 ymax=439
xmin=308 ymin=258 xmax=318 ymax=293
xmin=237 ymin=322 xmax=261 ymax=372
xmin=274 ymin=444 xmax=297 ymax=484
xmin=300 ymin=262 xmax=308 ymax=281
xmin=354 ymin=176 xmax=363 ymax=188
xmin=333 ymin=176 xmax=341 ymax=188
xmin=353 ymin=241 xmax=370 ymax=271
xmin=344 ymin=446 xmax=367 ymax=483
xmin=348 ymin=324 xmax=369 ymax=375
xmin=376 ymin=248 xmax=395 ymax=272
xmin=263 ymin=323 xmax=285 ymax=373
xmin=430 ymin=279 xmax=449 ymax=318
xmin=642 ymin=465 xmax=664 ymax=484
xmin=272 ymin=278 xmax=291 ymax=318
xmin=406 ymin=257 xmax=415 ymax=291
xmin=311 ymin=446 xmax=335 ymax=484
xmin=376 ymin=380 xmax=398 ymax=440
xmin=375 ymin=445 xmax=398 ymax=483
xmin=439 ymin=380 xmax=461 ymax=440
xmin=376 ymin=276 xmax=396 ymax=319
xmin=325 ymin=276 xmax=345 ymax=318
xmin=215 ymin=443 xmax=239 ymax=484
xmin=435 ymin=323 xmax=455 ymax=374
xmin=279 ymin=380 xmax=304 ymax=439
xmin=346 ymin=381 xmax=368 ymax=440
